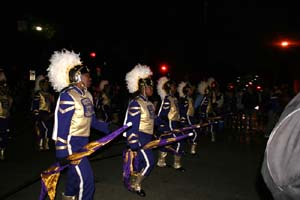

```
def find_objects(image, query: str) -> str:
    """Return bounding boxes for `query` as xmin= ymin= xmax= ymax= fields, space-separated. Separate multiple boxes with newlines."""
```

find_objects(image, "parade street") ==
xmin=0 ymin=113 xmax=273 ymax=200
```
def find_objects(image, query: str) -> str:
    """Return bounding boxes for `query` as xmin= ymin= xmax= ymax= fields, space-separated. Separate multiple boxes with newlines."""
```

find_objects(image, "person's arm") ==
xmin=124 ymin=100 xmax=141 ymax=150
xmin=194 ymin=95 xmax=203 ymax=110
xmin=53 ymin=92 xmax=75 ymax=159
xmin=91 ymin=115 xmax=109 ymax=134
xmin=156 ymin=98 xmax=170 ymax=132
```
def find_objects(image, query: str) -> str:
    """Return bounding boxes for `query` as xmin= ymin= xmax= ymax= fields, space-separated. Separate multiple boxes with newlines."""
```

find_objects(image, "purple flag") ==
xmin=39 ymin=122 xmax=132 ymax=200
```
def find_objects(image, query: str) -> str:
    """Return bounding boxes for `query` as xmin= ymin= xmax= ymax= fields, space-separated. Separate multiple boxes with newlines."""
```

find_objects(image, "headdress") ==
xmin=0 ymin=68 xmax=7 ymax=82
xmin=34 ymin=75 xmax=45 ymax=92
xmin=198 ymin=81 xmax=208 ymax=95
xmin=47 ymin=49 xmax=82 ymax=92
xmin=125 ymin=64 xmax=153 ymax=93
xmin=157 ymin=76 xmax=169 ymax=100
xmin=178 ymin=81 xmax=187 ymax=97
xmin=99 ymin=80 xmax=109 ymax=91
xmin=207 ymin=77 xmax=216 ymax=88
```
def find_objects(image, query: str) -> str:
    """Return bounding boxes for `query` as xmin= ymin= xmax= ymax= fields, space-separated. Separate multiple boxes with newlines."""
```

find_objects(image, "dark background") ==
xmin=1 ymin=1 xmax=300 ymax=86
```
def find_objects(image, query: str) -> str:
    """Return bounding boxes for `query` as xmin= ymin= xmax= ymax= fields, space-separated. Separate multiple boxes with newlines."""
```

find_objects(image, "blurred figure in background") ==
xmin=156 ymin=76 xmax=186 ymax=172
xmin=31 ymin=75 xmax=54 ymax=151
xmin=0 ymin=68 xmax=13 ymax=160
xmin=264 ymin=86 xmax=282 ymax=138
xmin=178 ymin=81 xmax=198 ymax=155
xmin=94 ymin=79 xmax=112 ymax=122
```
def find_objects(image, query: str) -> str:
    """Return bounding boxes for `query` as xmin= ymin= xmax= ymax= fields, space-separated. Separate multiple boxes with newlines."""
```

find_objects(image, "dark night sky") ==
xmin=2 ymin=1 xmax=300 ymax=84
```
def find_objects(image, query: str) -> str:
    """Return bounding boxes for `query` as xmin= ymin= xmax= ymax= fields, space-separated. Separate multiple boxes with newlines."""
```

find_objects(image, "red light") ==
xmin=160 ymin=64 xmax=169 ymax=74
xmin=90 ymin=52 xmax=96 ymax=58
xmin=228 ymin=83 xmax=234 ymax=90
xmin=161 ymin=65 xmax=167 ymax=71
xmin=211 ymin=82 xmax=216 ymax=88
xmin=281 ymin=41 xmax=289 ymax=47
xmin=256 ymin=85 xmax=262 ymax=90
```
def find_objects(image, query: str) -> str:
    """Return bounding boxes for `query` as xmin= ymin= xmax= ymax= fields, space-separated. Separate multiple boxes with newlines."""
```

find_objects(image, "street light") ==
xmin=35 ymin=26 xmax=43 ymax=31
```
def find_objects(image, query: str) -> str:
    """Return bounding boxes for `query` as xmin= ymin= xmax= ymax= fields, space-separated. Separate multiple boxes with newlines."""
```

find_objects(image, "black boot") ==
xmin=175 ymin=167 xmax=186 ymax=172
xmin=132 ymin=174 xmax=146 ymax=197
xmin=135 ymin=189 xmax=146 ymax=197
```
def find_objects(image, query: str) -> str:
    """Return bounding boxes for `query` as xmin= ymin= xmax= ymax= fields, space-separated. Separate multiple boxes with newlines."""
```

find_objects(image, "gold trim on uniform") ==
xmin=59 ymin=106 xmax=75 ymax=114
xmin=39 ymin=93 xmax=51 ymax=112
xmin=67 ymin=89 xmax=94 ymax=137
xmin=187 ymin=97 xmax=195 ymax=116
xmin=60 ymin=101 xmax=75 ymax=105
xmin=56 ymin=145 xmax=68 ymax=150
xmin=136 ymin=97 xmax=155 ymax=135
xmin=167 ymin=96 xmax=180 ymax=121
xmin=128 ymin=139 xmax=139 ymax=144
xmin=101 ymin=93 xmax=110 ymax=106
xmin=128 ymin=106 xmax=141 ymax=116
xmin=128 ymin=133 xmax=138 ymax=140
xmin=0 ymin=95 xmax=11 ymax=118
xmin=56 ymin=137 xmax=67 ymax=144
xmin=163 ymin=106 xmax=170 ymax=109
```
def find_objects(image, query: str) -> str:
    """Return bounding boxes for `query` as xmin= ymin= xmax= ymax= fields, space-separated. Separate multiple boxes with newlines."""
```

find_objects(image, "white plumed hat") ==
xmin=177 ymin=81 xmax=187 ymax=97
xmin=99 ymin=80 xmax=109 ymax=91
xmin=157 ymin=76 xmax=169 ymax=100
xmin=34 ymin=75 xmax=45 ymax=92
xmin=0 ymin=68 xmax=7 ymax=82
xmin=207 ymin=77 xmax=216 ymax=87
xmin=198 ymin=81 xmax=208 ymax=95
xmin=47 ymin=49 xmax=82 ymax=92
xmin=125 ymin=64 xmax=153 ymax=93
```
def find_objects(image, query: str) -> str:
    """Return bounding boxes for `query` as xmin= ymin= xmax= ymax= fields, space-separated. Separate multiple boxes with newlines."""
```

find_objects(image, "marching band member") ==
xmin=178 ymin=81 xmax=198 ymax=154
xmin=123 ymin=64 xmax=156 ymax=197
xmin=47 ymin=49 xmax=110 ymax=200
xmin=156 ymin=76 xmax=186 ymax=172
xmin=31 ymin=75 xmax=54 ymax=150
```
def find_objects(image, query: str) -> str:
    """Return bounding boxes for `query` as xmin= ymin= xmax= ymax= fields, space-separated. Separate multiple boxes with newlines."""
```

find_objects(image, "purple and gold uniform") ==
xmin=124 ymin=94 xmax=156 ymax=177
xmin=52 ymin=85 xmax=109 ymax=200
xmin=123 ymin=64 xmax=154 ymax=197
xmin=156 ymin=77 xmax=187 ymax=171
xmin=32 ymin=80 xmax=53 ymax=150
xmin=179 ymin=94 xmax=198 ymax=154
xmin=47 ymin=49 xmax=112 ymax=199
xmin=157 ymin=94 xmax=183 ymax=151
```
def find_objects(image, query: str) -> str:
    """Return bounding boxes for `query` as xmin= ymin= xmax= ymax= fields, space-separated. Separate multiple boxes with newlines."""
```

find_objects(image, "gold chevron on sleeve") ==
xmin=128 ymin=139 xmax=138 ymax=144
xmin=56 ymin=145 xmax=68 ymax=150
xmin=128 ymin=133 xmax=138 ymax=140
xmin=60 ymin=101 xmax=75 ymax=105
xmin=59 ymin=106 xmax=75 ymax=114
xmin=56 ymin=137 xmax=67 ymax=144
xmin=128 ymin=107 xmax=141 ymax=116
xmin=164 ymin=102 xmax=170 ymax=105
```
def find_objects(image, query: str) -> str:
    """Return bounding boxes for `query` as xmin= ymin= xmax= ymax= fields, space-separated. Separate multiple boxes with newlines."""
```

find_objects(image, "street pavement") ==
xmin=0 ymin=113 xmax=274 ymax=200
